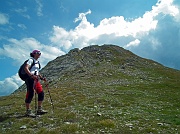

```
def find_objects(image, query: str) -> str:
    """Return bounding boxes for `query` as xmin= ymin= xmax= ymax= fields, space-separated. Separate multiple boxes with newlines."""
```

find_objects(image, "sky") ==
xmin=0 ymin=0 xmax=180 ymax=96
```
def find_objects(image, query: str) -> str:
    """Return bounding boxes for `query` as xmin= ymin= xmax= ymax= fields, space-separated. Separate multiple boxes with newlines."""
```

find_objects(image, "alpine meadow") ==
xmin=0 ymin=45 xmax=180 ymax=134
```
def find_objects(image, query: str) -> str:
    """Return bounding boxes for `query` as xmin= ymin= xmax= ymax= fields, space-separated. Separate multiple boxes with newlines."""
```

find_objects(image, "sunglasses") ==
xmin=34 ymin=52 xmax=41 ymax=55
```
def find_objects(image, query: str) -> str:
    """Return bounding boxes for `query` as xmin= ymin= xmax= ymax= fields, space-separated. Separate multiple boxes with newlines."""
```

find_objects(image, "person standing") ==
xmin=24 ymin=50 xmax=47 ymax=116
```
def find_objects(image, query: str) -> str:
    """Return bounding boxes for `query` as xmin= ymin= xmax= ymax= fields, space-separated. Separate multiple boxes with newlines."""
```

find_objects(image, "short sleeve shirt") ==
xmin=26 ymin=58 xmax=40 ymax=75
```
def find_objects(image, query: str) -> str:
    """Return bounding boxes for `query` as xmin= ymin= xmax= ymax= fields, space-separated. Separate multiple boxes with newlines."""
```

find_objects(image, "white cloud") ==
xmin=155 ymin=0 xmax=179 ymax=16
xmin=0 ymin=13 xmax=9 ymax=25
xmin=50 ymin=0 xmax=177 ymax=52
xmin=49 ymin=26 xmax=73 ymax=50
xmin=49 ymin=0 xmax=179 ymax=51
xmin=0 ymin=37 xmax=65 ymax=66
xmin=0 ymin=74 xmax=24 ymax=96
xmin=125 ymin=39 xmax=140 ymax=48
xmin=74 ymin=9 xmax=91 ymax=23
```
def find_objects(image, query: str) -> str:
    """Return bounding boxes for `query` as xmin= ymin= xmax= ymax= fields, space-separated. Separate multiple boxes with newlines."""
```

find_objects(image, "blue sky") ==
xmin=0 ymin=0 xmax=180 ymax=96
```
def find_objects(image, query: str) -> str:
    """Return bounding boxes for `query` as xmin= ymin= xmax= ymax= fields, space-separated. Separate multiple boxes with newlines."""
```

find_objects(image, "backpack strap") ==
xmin=29 ymin=58 xmax=35 ymax=70
xmin=29 ymin=58 xmax=41 ymax=70
xmin=38 ymin=61 xmax=41 ymax=69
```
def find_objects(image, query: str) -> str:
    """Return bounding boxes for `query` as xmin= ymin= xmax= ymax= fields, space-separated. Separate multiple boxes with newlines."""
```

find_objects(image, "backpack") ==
xmin=18 ymin=58 xmax=41 ymax=81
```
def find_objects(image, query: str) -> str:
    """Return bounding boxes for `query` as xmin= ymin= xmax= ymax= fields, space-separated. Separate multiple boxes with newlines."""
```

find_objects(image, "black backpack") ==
xmin=18 ymin=58 xmax=41 ymax=81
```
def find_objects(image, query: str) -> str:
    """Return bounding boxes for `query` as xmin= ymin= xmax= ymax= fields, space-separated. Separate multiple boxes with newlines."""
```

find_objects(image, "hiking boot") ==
xmin=25 ymin=109 xmax=35 ymax=117
xmin=37 ymin=106 xmax=48 ymax=115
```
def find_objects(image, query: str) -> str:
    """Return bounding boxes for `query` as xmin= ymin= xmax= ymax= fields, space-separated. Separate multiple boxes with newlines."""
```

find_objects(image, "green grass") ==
xmin=1 ymin=78 xmax=180 ymax=134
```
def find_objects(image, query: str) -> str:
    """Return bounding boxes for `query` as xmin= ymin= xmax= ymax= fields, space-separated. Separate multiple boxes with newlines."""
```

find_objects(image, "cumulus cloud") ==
xmin=155 ymin=0 xmax=179 ymax=17
xmin=0 ymin=12 xmax=9 ymax=25
xmin=0 ymin=37 xmax=65 ymax=66
xmin=49 ymin=0 xmax=180 ymax=69
xmin=74 ymin=9 xmax=91 ymax=23
xmin=49 ymin=26 xmax=73 ymax=50
xmin=49 ymin=2 xmax=158 ymax=48
xmin=0 ymin=74 xmax=24 ymax=96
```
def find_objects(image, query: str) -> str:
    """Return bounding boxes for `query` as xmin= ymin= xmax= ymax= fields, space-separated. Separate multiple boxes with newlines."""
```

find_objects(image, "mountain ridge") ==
xmin=39 ymin=44 xmax=173 ymax=90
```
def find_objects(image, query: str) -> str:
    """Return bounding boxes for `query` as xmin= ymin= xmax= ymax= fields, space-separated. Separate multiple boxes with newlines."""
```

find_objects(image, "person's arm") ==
xmin=39 ymin=72 xmax=46 ymax=81
xmin=24 ymin=64 xmax=33 ymax=77
xmin=24 ymin=64 xmax=38 ymax=80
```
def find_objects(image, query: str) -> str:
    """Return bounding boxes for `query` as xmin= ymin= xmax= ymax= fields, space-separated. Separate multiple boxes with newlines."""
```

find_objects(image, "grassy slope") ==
xmin=1 ymin=67 xmax=180 ymax=134
xmin=1 ymin=45 xmax=180 ymax=134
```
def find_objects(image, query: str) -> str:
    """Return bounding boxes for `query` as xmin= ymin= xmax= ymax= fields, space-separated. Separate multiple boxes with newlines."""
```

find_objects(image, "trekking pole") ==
xmin=34 ymin=79 xmax=38 ymax=118
xmin=44 ymin=80 xmax=54 ymax=113
xmin=35 ymin=91 xmax=37 ymax=117
xmin=34 ymin=71 xmax=38 ymax=118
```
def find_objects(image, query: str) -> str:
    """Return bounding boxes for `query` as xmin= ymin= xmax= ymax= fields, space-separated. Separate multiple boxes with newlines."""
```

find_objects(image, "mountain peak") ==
xmin=37 ymin=44 xmax=164 ymax=88
xmin=4 ymin=44 xmax=180 ymax=133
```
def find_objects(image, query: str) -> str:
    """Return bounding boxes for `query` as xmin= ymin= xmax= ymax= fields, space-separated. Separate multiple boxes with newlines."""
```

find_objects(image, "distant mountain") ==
xmin=4 ymin=44 xmax=179 ymax=133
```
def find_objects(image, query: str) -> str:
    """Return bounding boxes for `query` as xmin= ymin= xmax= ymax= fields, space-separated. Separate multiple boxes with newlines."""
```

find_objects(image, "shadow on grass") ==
xmin=0 ymin=113 xmax=14 ymax=122
xmin=0 ymin=113 xmax=38 ymax=123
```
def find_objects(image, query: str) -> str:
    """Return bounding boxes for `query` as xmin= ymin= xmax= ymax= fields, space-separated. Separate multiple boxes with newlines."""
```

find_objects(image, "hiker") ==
xmin=24 ymin=50 xmax=47 ymax=116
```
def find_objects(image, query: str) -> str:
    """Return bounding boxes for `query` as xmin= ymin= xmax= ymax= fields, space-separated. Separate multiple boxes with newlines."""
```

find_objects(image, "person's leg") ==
xmin=37 ymin=91 xmax=47 ymax=114
xmin=37 ymin=90 xmax=44 ymax=106
xmin=26 ymin=103 xmax=30 ymax=109
xmin=25 ymin=78 xmax=34 ymax=115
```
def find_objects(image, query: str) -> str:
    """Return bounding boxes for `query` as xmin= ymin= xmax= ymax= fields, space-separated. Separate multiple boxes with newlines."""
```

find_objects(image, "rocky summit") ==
xmin=1 ymin=44 xmax=180 ymax=134
xmin=39 ymin=44 xmax=174 ymax=89
xmin=18 ymin=44 xmax=163 ymax=92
